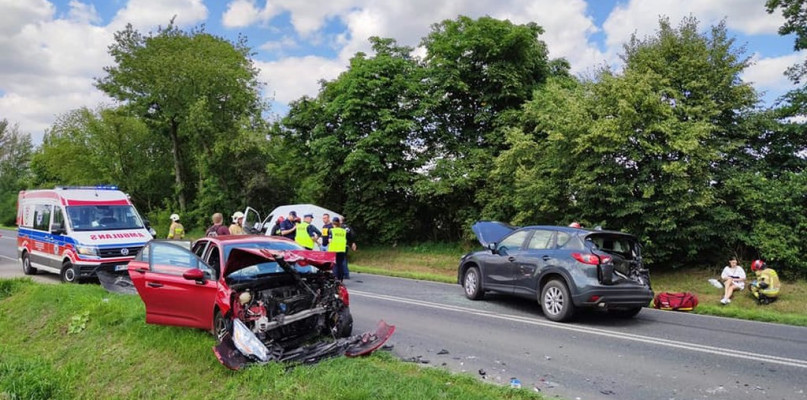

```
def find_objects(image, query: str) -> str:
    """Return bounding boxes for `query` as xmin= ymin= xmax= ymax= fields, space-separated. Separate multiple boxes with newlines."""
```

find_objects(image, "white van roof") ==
xmin=20 ymin=186 xmax=131 ymax=206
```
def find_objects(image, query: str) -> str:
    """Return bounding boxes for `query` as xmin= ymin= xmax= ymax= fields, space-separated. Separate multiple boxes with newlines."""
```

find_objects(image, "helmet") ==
xmin=751 ymin=259 xmax=766 ymax=271
xmin=170 ymin=214 xmax=180 ymax=222
xmin=568 ymin=222 xmax=581 ymax=228
xmin=232 ymin=211 xmax=244 ymax=222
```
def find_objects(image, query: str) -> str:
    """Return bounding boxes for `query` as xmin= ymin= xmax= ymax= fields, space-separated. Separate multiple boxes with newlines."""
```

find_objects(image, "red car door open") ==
xmin=128 ymin=241 xmax=218 ymax=330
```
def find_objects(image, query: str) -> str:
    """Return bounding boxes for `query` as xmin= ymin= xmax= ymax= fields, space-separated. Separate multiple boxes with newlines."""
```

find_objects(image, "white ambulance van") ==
xmin=16 ymin=186 xmax=152 ymax=283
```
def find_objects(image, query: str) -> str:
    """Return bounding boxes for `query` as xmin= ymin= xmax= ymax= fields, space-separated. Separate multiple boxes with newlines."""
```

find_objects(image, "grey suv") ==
xmin=457 ymin=222 xmax=653 ymax=321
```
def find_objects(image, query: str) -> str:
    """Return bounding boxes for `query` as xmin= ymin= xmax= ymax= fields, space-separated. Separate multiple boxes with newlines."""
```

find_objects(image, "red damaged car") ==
xmin=127 ymin=236 xmax=393 ymax=368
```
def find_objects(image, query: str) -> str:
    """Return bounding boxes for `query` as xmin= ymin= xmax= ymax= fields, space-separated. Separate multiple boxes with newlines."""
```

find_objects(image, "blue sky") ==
xmin=0 ymin=0 xmax=803 ymax=143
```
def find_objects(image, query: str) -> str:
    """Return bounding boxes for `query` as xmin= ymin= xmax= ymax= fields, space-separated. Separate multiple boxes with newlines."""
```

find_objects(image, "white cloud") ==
xmin=223 ymin=0 xmax=265 ymax=28
xmin=237 ymin=0 xmax=606 ymax=104
xmin=110 ymin=0 xmax=208 ymax=31
xmin=259 ymin=36 xmax=298 ymax=51
xmin=67 ymin=0 xmax=101 ymax=24
xmin=743 ymin=52 xmax=802 ymax=96
xmin=256 ymin=56 xmax=346 ymax=104
xmin=0 ymin=0 xmax=53 ymax=36
xmin=602 ymin=0 xmax=784 ymax=59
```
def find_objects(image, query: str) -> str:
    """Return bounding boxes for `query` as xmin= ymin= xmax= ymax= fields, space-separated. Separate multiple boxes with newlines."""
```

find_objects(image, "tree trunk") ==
xmin=169 ymin=120 xmax=186 ymax=212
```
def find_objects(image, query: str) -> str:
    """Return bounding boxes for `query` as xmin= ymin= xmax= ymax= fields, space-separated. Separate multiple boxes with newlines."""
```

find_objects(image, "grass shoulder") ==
xmin=0 ymin=279 xmax=542 ymax=400
xmin=350 ymin=244 xmax=807 ymax=327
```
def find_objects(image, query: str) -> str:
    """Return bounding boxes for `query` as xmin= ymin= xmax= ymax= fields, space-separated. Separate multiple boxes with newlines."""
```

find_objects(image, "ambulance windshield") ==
xmin=66 ymin=205 xmax=145 ymax=231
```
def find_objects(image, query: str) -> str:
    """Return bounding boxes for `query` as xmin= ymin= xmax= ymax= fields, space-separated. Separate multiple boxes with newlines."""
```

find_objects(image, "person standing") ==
xmin=328 ymin=217 xmax=348 ymax=281
xmin=720 ymin=257 xmax=746 ymax=304
xmin=321 ymin=213 xmax=333 ymax=251
xmin=229 ymin=211 xmax=245 ymax=235
xmin=295 ymin=213 xmax=321 ymax=250
xmin=167 ymin=214 xmax=185 ymax=240
xmin=206 ymin=213 xmax=231 ymax=237
xmin=270 ymin=216 xmax=285 ymax=236
xmin=279 ymin=211 xmax=298 ymax=240
xmin=342 ymin=217 xmax=357 ymax=279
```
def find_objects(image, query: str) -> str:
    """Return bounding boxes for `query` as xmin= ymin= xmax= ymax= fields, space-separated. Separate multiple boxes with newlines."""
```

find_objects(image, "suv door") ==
xmin=513 ymin=229 xmax=556 ymax=296
xmin=484 ymin=229 xmax=531 ymax=294
xmin=128 ymin=241 xmax=218 ymax=330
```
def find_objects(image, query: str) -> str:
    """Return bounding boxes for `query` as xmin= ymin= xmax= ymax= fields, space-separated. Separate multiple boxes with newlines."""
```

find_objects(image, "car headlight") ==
xmin=76 ymin=245 xmax=99 ymax=256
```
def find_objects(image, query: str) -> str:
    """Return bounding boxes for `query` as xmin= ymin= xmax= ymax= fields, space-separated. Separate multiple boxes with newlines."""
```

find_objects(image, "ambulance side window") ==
xmin=51 ymin=207 xmax=65 ymax=232
xmin=33 ymin=204 xmax=51 ymax=231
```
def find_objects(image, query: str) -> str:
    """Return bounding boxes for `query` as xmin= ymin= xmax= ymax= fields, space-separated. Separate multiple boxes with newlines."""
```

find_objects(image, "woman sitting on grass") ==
xmin=720 ymin=257 xmax=746 ymax=305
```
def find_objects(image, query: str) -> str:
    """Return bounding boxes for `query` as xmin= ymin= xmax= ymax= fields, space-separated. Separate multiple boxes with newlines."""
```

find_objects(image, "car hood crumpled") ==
xmin=224 ymin=247 xmax=336 ymax=276
xmin=471 ymin=221 xmax=517 ymax=247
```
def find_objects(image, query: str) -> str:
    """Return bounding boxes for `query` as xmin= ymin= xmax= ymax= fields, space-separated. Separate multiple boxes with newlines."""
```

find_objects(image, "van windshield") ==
xmin=66 ymin=205 xmax=145 ymax=231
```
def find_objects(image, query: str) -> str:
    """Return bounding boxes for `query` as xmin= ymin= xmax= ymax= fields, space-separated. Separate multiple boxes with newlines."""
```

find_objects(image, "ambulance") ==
xmin=16 ymin=186 xmax=152 ymax=283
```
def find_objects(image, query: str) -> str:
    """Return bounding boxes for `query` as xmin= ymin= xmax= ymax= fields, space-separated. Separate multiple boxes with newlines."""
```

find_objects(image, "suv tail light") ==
xmin=338 ymin=285 xmax=350 ymax=306
xmin=572 ymin=253 xmax=611 ymax=265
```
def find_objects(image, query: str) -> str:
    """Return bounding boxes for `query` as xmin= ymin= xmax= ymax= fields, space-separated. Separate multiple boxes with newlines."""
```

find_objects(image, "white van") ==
xmin=16 ymin=186 xmax=152 ymax=283
xmin=243 ymin=204 xmax=343 ymax=235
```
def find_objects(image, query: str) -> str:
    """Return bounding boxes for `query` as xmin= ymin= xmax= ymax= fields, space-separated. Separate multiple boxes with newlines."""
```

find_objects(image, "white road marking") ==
xmin=0 ymin=236 xmax=16 ymax=240
xmin=0 ymin=255 xmax=16 ymax=261
xmin=351 ymin=290 xmax=807 ymax=369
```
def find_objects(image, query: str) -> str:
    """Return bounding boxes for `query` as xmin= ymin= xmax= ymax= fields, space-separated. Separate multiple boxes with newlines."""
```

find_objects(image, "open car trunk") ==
xmin=585 ymin=232 xmax=651 ymax=288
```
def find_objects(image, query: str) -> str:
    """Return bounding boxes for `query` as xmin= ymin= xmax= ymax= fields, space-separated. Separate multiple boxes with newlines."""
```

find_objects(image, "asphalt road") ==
xmin=2 ymin=228 xmax=806 ymax=399
xmin=0 ymin=228 xmax=59 ymax=283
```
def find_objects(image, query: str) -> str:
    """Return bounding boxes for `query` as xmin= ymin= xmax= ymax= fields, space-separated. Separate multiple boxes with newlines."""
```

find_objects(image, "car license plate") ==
xmin=114 ymin=264 xmax=128 ymax=272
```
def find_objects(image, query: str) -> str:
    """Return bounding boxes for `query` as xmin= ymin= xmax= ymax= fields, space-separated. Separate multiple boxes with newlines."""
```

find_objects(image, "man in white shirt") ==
xmin=720 ymin=257 xmax=746 ymax=304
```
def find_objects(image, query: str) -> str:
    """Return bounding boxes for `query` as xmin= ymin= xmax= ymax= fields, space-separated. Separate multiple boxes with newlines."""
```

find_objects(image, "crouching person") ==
xmin=750 ymin=260 xmax=780 ymax=305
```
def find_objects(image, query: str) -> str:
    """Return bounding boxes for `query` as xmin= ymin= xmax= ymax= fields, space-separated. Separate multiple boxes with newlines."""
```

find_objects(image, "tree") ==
xmin=766 ymin=0 xmax=807 ymax=82
xmin=282 ymin=38 xmax=427 ymax=243
xmin=96 ymin=22 xmax=265 ymax=213
xmin=0 ymin=119 xmax=33 ymax=225
xmin=30 ymin=107 xmax=175 ymax=211
xmin=493 ymin=17 xmax=759 ymax=267
xmin=416 ymin=16 xmax=553 ymax=240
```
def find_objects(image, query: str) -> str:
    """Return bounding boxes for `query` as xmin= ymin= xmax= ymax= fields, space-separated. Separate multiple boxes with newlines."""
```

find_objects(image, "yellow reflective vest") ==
xmin=329 ymin=227 xmax=347 ymax=253
xmin=295 ymin=222 xmax=315 ymax=249
xmin=168 ymin=222 xmax=185 ymax=240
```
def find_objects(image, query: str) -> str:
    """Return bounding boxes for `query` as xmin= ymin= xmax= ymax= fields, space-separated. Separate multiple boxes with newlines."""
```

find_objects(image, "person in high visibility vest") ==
xmin=328 ymin=217 xmax=349 ymax=281
xmin=294 ymin=213 xmax=321 ymax=250
xmin=749 ymin=259 xmax=781 ymax=304
xmin=167 ymin=213 xmax=185 ymax=240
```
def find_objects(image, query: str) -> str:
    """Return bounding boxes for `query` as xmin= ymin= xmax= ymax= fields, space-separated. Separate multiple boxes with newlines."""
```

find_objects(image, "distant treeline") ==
xmin=1 ymin=15 xmax=805 ymax=275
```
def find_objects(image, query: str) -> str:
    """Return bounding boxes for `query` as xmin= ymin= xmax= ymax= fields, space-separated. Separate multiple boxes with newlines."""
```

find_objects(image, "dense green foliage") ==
xmin=0 ymin=120 xmax=33 ymax=226
xmin=0 ymin=279 xmax=541 ymax=400
xmin=2 ymin=14 xmax=806 ymax=275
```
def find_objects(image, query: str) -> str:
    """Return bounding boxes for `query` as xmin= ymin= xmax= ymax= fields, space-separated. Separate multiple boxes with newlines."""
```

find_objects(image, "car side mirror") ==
xmin=50 ymin=223 xmax=65 ymax=235
xmin=182 ymin=268 xmax=205 ymax=282
xmin=487 ymin=242 xmax=497 ymax=254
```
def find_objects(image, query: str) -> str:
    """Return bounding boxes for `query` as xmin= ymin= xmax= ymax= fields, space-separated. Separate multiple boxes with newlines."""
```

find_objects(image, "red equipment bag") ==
xmin=653 ymin=292 xmax=698 ymax=311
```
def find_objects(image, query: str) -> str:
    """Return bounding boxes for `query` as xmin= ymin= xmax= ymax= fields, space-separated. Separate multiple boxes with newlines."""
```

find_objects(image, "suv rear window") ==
xmin=586 ymin=234 xmax=640 ymax=258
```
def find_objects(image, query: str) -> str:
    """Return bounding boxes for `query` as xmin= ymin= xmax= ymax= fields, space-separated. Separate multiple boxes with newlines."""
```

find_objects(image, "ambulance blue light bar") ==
xmin=55 ymin=185 xmax=119 ymax=190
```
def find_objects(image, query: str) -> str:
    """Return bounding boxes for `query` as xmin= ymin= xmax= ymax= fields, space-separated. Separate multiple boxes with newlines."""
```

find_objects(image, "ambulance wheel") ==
xmin=21 ymin=252 xmax=38 ymax=275
xmin=60 ymin=261 xmax=80 ymax=283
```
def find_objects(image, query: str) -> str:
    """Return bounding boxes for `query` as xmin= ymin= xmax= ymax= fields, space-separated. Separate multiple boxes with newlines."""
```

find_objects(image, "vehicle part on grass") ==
xmin=213 ymin=320 xmax=395 ymax=370
xmin=97 ymin=270 xmax=137 ymax=295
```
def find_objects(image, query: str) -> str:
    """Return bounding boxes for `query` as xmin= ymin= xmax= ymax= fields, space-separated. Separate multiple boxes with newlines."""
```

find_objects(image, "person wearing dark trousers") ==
xmin=342 ymin=217 xmax=357 ymax=279
xmin=328 ymin=217 xmax=348 ymax=281
xmin=321 ymin=213 xmax=333 ymax=251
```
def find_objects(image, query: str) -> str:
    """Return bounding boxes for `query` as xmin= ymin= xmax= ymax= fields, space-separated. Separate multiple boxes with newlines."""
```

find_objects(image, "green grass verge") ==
xmin=0 ymin=278 xmax=542 ymax=400
xmin=350 ymin=244 xmax=807 ymax=326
